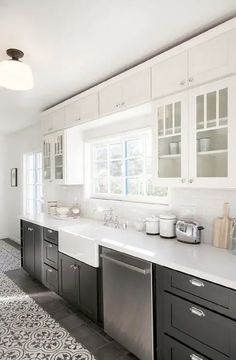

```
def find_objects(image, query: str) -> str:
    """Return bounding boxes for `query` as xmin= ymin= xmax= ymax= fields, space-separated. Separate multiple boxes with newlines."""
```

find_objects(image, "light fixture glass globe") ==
xmin=0 ymin=59 xmax=33 ymax=90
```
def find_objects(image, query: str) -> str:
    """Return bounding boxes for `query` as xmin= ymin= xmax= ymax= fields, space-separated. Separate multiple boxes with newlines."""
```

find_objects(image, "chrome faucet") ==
xmin=103 ymin=209 xmax=127 ymax=229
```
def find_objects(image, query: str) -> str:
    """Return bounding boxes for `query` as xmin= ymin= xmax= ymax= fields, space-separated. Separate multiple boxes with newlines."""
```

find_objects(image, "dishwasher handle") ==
xmin=100 ymin=253 xmax=151 ymax=275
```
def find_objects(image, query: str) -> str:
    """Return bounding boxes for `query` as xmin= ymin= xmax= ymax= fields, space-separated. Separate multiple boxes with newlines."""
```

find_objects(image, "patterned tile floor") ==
xmin=1 ymin=239 xmax=137 ymax=360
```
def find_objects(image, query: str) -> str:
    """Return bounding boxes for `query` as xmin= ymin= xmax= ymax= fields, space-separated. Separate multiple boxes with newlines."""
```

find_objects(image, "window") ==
xmin=23 ymin=152 xmax=43 ymax=215
xmin=90 ymin=130 xmax=168 ymax=203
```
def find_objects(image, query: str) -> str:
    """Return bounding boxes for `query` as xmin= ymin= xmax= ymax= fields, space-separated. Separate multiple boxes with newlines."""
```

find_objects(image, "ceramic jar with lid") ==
xmin=160 ymin=214 xmax=177 ymax=238
xmin=145 ymin=216 xmax=160 ymax=235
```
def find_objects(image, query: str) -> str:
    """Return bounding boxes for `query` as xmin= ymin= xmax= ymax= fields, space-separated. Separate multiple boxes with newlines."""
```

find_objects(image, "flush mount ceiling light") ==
xmin=0 ymin=48 xmax=33 ymax=90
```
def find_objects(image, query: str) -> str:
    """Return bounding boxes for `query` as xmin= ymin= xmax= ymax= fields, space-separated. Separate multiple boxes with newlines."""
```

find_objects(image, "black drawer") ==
xmin=162 ymin=335 xmax=225 ymax=360
xmin=163 ymin=292 xmax=236 ymax=359
xmin=44 ymin=227 xmax=58 ymax=245
xmin=43 ymin=241 xmax=58 ymax=270
xmin=157 ymin=266 xmax=236 ymax=319
xmin=43 ymin=264 xmax=58 ymax=293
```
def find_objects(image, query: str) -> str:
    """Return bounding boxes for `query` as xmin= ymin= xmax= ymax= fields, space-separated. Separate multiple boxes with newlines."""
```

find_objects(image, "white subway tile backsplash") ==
xmin=45 ymin=185 xmax=236 ymax=245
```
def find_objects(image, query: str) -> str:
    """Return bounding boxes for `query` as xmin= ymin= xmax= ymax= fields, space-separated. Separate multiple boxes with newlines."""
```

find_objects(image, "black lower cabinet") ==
xmin=163 ymin=335 xmax=211 ymax=360
xmin=22 ymin=220 xmax=43 ymax=282
xmin=156 ymin=265 xmax=236 ymax=360
xmin=59 ymin=252 xmax=98 ymax=322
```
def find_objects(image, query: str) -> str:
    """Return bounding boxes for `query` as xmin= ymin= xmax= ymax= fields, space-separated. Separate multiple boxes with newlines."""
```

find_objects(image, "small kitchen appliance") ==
xmin=176 ymin=219 xmax=204 ymax=244
xmin=160 ymin=214 xmax=177 ymax=238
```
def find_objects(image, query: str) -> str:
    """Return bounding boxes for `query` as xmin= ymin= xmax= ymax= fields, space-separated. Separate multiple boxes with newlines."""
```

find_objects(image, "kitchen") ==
xmin=1 ymin=1 xmax=236 ymax=359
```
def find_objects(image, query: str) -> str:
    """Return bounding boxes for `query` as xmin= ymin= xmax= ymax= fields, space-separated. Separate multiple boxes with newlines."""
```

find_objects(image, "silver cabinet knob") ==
xmin=47 ymin=229 xmax=53 ymax=233
xmin=189 ymin=178 xmax=194 ymax=183
xmin=188 ymin=77 xmax=194 ymax=82
xmin=70 ymin=265 xmax=77 ymax=270
xmin=179 ymin=80 xmax=186 ymax=86
xmin=47 ymin=244 xmax=53 ymax=248
xmin=28 ymin=227 xmax=34 ymax=232
xmin=47 ymin=268 xmax=53 ymax=273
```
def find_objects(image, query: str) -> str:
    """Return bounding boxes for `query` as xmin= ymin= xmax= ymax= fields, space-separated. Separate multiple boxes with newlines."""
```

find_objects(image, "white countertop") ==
xmin=19 ymin=214 xmax=236 ymax=290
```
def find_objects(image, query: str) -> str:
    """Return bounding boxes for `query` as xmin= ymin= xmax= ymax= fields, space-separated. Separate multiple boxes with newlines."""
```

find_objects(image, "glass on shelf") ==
xmin=158 ymin=134 xmax=181 ymax=178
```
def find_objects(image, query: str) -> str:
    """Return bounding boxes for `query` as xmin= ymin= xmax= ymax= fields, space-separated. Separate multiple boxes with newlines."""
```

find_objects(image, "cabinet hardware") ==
xmin=47 ymin=268 xmax=53 ymax=273
xmin=189 ymin=178 xmax=194 ymax=183
xmin=121 ymin=101 xmax=125 ymax=106
xmin=70 ymin=265 xmax=77 ymax=270
xmin=181 ymin=178 xmax=186 ymax=183
xmin=188 ymin=77 xmax=194 ymax=82
xmin=190 ymin=306 xmax=205 ymax=317
xmin=47 ymin=244 xmax=53 ymax=248
xmin=180 ymin=80 xmax=186 ymax=86
xmin=47 ymin=230 xmax=53 ymax=233
xmin=190 ymin=354 xmax=203 ymax=360
xmin=28 ymin=227 xmax=34 ymax=232
xmin=116 ymin=104 xmax=119 ymax=108
xmin=189 ymin=278 xmax=205 ymax=287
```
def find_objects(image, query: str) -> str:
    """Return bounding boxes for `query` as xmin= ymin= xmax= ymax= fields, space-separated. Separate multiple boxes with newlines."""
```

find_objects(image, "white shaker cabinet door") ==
xmin=80 ymin=92 xmax=99 ymax=122
xmin=99 ymin=81 xmax=122 ymax=116
xmin=188 ymin=77 xmax=236 ymax=188
xmin=65 ymin=100 xmax=81 ymax=128
xmin=188 ymin=31 xmax=236 ymax=87
xmin=41 ymin=113 xmax=54 ymax=135
xmin=152 ymin=52 xmax=188 ymax=99
xmin=122 ymin=69 xmax=151 ymax=108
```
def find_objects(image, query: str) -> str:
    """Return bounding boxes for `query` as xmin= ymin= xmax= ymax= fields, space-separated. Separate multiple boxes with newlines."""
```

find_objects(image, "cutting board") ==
xmin=213 ymin=203 xmax=233 ymax=249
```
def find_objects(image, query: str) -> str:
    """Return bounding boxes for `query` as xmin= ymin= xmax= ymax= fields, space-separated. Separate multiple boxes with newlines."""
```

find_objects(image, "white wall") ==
xmin=5 ymin=123 xmax=41 ymax=243
xmin=0 ymin=135 xmax=8 ymax=239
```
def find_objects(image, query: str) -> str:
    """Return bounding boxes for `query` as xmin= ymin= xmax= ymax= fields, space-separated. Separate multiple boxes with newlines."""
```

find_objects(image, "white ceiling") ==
xmin=0 ymin=0 xmax=236 ymax=134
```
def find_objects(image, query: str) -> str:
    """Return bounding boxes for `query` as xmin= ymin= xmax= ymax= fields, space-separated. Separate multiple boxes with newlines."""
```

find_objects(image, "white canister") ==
xmin=145 ymin=216 xmax=160 ymax=235
xmin=160 ymin=214 xmax=177 ymax=238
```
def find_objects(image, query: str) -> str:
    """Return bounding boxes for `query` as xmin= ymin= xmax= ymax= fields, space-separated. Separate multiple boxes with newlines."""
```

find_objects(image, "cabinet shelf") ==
xmin=197 ymin=149 xmax=227 ymax=156
xmin=158 ymin=133 xmax=181 ymax=140
xmin=196 ymin=124 xmax=228 ymax=133
xmin=159 ymin=154 xmax=181 ymax=160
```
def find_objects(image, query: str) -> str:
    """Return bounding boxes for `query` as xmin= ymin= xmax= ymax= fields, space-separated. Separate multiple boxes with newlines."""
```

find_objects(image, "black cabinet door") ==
xmin=43 ymin=241 xmax=58 ymax=269
xmin=43 ymin=264 xmax=59 ymax=293
xmin=22 ymin=221 xmax=43 ymax=281
xmin=77 ymin=260 xmax=98 ymax=322
xmin=59 ymin=253 xmax=78 ymax=306
xmin=23 ymin=224 xmax=35 ymax=275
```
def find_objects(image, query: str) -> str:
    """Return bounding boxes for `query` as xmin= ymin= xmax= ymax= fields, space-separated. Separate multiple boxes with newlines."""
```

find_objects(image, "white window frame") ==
xmin=23 ymin=151 xmax=43 ymax=215
xmin=86 ymin=128 xmax=169 ymax=204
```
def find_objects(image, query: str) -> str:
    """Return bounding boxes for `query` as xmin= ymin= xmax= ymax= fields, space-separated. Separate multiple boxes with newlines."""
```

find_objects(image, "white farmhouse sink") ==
xmin=59 ymin=223 xmax=100 ymax=267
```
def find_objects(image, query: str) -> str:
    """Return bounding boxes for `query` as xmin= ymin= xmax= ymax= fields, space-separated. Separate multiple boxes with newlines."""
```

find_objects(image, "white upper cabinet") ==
xmin=188 ymin=31 xmax=236 ymax=86
xmin=43 ymin=128 xmax=83 ymax=185
xmin=42 ymin=108 xmax=65 ymax=135
xmin=99 ymin=69 xmax=151 ymax=116
xmin=152 ymin=52 xmax=188 ymax=99
xmin=65 ymin=92 xmax=99 ymax=128
xmin=152 ymin=92 xmax=189 ymax=186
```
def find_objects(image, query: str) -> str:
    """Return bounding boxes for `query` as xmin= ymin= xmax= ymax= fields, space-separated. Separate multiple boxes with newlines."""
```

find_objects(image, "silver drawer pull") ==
xmin=190 ymin=306 xmax=205 ymax=318
xmin=47 ymin=244 xmax=53 ymax=248
xmin=47 ymin=268 xmax=53 ymax=273
xmin=189 ymin=279 xmax=205 ymax=287
xmin=47 ymin=229 xmax=53 ymax=234
xmin=28 ymin=227 xmax=34 ymax=232
xmin=190 ymin=354 xmax=203 ymax=360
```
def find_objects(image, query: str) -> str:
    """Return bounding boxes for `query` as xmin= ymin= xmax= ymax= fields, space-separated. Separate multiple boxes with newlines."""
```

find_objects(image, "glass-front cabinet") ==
xmin=153 ymin=76 xmax=236 ymax=187
xmin=43 ymin=131 xmax=65 ymax=184
xmin=153 ymin=92 xmax=189 ymax=185
xmin=188 ymin=77 xmax=236 ymax=187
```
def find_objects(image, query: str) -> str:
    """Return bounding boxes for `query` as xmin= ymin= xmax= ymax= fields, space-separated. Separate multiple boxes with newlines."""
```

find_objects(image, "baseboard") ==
xmin=0 ymin=234 xmax=9 ymax=240
xmin=9 ymin=236 xmax=20 ymax=245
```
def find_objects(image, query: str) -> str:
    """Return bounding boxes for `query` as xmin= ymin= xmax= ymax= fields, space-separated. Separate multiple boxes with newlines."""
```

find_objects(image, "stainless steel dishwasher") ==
xmin=101 ymin=248 xmax=154 ymax=360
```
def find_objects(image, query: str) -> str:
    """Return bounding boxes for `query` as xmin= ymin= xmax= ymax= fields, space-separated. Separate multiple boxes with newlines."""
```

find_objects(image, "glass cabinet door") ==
xmin=194 ymin=85 xmax=228 ymax=178
xmin=155 ymin=94 xmax=187 ymax=181
xmin=54 ymin=134 xmax=64 ymax=181
xmin=43 ymin=138 xmax=52 ymax=181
